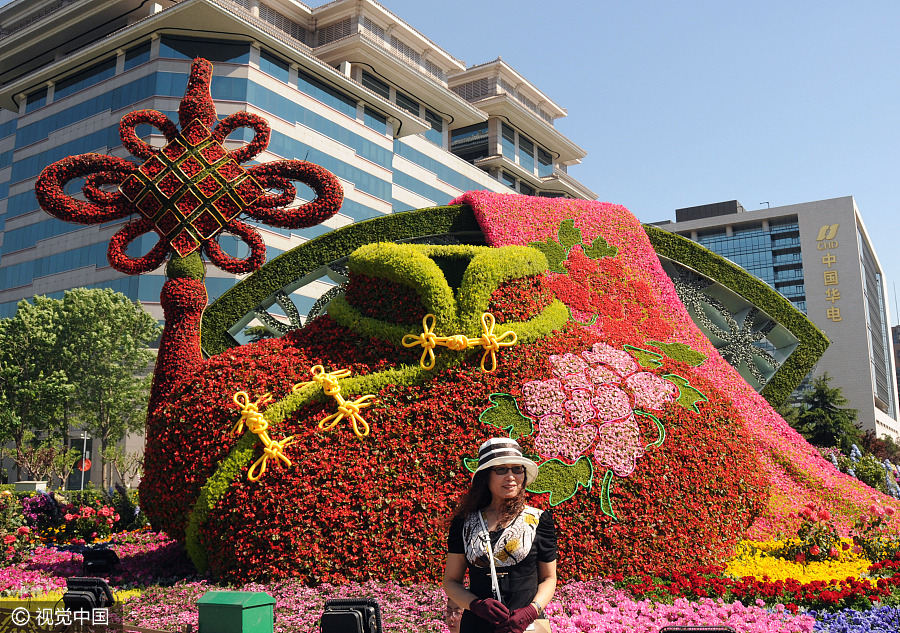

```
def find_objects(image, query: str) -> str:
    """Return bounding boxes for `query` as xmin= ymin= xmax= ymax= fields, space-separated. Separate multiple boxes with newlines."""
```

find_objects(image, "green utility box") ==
xmin=197 ymin=591 xmax=276 ymax=633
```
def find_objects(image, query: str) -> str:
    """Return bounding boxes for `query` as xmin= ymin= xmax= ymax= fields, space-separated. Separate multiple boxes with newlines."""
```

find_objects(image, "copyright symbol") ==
xmin=11 ymin=607 xmax=30 ymax=626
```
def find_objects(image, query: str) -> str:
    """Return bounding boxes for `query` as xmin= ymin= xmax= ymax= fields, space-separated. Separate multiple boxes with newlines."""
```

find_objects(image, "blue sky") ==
xmin=377 ymin=0 xmax=900 ymax=322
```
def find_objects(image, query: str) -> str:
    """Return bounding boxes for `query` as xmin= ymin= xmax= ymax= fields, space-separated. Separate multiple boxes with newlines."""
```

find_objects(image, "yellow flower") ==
xmin=726 ymin=539 xmax=871 ymax=583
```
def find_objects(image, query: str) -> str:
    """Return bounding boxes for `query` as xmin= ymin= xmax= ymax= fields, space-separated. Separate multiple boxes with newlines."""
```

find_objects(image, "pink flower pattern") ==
xmin=534 ymin=413 xmax=598 ymax=462
xmin=522 ymin=379 xmax=566 ymax=417
xmin=523 ymin=342 xmax=678 ymax=475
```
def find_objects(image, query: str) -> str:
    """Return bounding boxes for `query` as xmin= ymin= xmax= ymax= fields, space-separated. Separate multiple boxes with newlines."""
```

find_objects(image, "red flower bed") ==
xmin=623 ymin=552 xmax=900 ymax=612
xmin=486 ymin=275 xmax=554 ymax=322
xmin=343 ymin=274 xmax=426 ymax=324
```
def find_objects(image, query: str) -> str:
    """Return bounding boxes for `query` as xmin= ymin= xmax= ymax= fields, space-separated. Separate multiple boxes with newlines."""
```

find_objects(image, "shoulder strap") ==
xmin=477 ymin=512 xmax=503 ymax=603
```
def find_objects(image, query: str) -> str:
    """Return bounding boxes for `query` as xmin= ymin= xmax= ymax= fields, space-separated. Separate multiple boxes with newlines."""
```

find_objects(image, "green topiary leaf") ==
xmin=528 ymin=238 xmax=568 ymax=274
xmin=636 ymin=411 xmax=666 ymax=448
xmin=478 ymin=393 xmax=534 ymax=440
xmin=664 ymin=373 xmax=709 ymax=413
xmin=557 ymin=219 xmax=583 ymax=252
xmin=582 ymin=235 xmax=618 ymax=259
xmin=624 ymin=345 xmax=664 ymax=369
xmin=647 ymin=340 xmax=707 ymax=366
xmin=599 ymin=469 xmax=617 ymax=519
xmin=528 ymin=456 xmax=593 ymax=506
xmin=463 ymin=456 xmax=478 ymax=473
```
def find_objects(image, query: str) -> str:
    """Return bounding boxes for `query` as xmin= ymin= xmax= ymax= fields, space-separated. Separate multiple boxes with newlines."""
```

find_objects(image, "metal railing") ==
xmin=0 ymin=0 xmax=82 ymax=40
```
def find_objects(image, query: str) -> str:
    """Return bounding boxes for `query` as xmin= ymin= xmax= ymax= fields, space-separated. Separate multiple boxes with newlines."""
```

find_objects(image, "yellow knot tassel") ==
xmin=401 ymin=312 xmax=517 ymax=373
xmin=401 ymin=314 xmax=443 ymax=370
xmin=293 ymin=365 xmax=376 ymax=439
xmin=232 ymin=391 xmax=295 ymax=482
xmin=476 ymin=312 xmax=518 ymax=373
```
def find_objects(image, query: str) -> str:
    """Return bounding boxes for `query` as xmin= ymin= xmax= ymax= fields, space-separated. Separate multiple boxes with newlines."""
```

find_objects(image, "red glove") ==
xmin=496 ymin=604 xmax=539 ymax=633
xmin=468 ymin=598 xmax=510 ymax=625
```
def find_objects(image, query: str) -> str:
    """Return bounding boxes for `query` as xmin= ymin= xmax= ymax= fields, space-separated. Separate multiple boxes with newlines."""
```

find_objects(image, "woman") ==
xmin=444 ymin=437 xmax=557 ymax=633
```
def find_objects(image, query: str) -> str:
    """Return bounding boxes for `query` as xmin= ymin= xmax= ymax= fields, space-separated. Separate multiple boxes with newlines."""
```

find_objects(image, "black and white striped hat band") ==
xmin=478 ymin=443 xmax=524 ymax=463
xmin=474 ymin=438 xmax=539 ymax=483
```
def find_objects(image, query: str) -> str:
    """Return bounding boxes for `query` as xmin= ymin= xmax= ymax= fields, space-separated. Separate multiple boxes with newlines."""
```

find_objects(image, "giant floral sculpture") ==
xmin=34 ymin=58 xmax=899 ymax=584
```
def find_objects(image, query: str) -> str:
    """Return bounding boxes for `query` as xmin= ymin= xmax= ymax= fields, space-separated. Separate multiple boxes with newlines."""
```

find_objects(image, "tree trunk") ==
xmin=101 ymin=436 xmax=109 ymax=489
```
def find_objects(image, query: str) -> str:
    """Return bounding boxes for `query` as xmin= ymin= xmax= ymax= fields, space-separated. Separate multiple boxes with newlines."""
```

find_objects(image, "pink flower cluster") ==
xmin=546 ymin=590 xmax=815 ymax=633
xmin=523 ymin=343 xmax=676 ymax=476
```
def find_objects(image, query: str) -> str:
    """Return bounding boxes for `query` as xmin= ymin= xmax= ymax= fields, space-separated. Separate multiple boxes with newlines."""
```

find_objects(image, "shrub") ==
xmin=0 ymin=490 xmax=33 ymax=564
xmin=775 ymin=503 xmax=843 ymax=563
xmin=852 ymin=504 xmax=900 ymax=562
xmin=21 ymin=493 xmax=63 ymax=532
xmin=855 ymin=454 xmax=892 ymax=493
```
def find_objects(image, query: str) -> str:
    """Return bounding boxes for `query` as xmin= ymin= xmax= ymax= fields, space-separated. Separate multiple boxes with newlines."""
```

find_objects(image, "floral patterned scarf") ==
xmin=463 ymin=506 xmax=543 ymax=568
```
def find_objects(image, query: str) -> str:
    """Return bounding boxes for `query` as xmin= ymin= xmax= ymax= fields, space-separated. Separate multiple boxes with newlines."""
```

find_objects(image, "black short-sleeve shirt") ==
xmin=448 ymin=508 xmax=557 ymax=633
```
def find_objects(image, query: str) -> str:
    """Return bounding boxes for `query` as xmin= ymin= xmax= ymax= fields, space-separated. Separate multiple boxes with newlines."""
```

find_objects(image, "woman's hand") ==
xmin=468 ymin=598 xmax=510 ymax=625
xmin=496 ymin=604 xmax=538 ymax=633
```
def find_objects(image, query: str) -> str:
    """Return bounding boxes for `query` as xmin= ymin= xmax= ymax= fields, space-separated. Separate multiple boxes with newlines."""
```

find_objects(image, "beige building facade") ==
xmin=658 ymin=196 xmax=900 ymax=440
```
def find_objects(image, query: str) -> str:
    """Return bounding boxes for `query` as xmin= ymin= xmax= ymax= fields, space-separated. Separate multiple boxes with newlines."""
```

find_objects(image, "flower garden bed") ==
xmin=4 ymin=493 xmax=900 ymax=632
xmin=4 ymin=532 xmax=900 ymax=632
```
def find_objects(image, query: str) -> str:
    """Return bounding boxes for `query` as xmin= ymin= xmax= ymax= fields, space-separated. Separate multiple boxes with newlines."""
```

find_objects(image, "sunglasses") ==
xmin=491 ymin=465 xmax=526 ymax=475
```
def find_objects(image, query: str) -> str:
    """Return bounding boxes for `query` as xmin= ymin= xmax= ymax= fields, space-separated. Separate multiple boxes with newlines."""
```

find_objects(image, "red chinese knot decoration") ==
xmin=35 ymin=58 xmax=343 ymax=274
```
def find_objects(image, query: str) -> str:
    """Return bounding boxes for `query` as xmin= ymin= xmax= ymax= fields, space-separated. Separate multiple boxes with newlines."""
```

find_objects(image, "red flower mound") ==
xmin=146 ymin=305 xmax=765 ymax=583
xmin=344 ymin=274 xmax=426 ymax=324
xmin=140 ymin=310 xmax=414 ymax=541
xmin=487 ymin=275 xmax=555 ymax=323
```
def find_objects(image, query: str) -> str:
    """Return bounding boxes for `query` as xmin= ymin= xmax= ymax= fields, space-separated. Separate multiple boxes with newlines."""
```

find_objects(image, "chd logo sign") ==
xmin=816 ymin=223 xmax=839 ymax=249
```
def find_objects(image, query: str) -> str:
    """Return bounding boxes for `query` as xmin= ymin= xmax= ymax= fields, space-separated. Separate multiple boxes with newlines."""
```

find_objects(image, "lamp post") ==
xmin=80 ymin=431 xmax=88 ymax=491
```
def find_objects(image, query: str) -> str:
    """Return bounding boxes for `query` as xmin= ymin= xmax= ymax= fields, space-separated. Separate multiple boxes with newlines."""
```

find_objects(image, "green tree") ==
xmin=55 ymin=288 xmax=161 ymax=487
xmin=0 ymin=289 xmax=160 ymax=486
xmin=0 ymin=296 xmax=73 ymax=478
xmin=789 ymin=373 xmax=862 ymax=453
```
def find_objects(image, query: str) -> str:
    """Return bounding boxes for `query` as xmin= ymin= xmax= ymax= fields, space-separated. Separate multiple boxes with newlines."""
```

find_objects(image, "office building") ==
xmin=656 ymin=197 xmax=900 ymax=439
xmin=0 ymin=0 xmax=595 ymax=485
xmin=0 ymin=0 xmax=595 ymax=320
xmin=892 ymin=325 xmax=900 ymax=400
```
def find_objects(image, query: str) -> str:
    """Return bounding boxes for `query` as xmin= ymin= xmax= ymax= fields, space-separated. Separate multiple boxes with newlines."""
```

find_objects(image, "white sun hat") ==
xmin=473 ymin=437 xmax=539 ymax=484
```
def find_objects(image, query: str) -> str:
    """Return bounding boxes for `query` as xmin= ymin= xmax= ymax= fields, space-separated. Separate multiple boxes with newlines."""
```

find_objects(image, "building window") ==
xmin=124 ymin=42 xmax=151 ymax=71
xmin=297 ymin=69 xmax=358 ymax=118
xmin=258 ymin=3 xmax=308 ymax=44
xmin=424 ymin=108 xmax=443 ymax=146
xmin=395 ymin=90 xmax=419 ymax=116
xmin=159 ymin=36 xmax=251 ymax=64
xmin=518 ymin=135 xmax=535 ymax=173
xmin=450 ymin=123 xmax=489 ymax=163
xmin=363 ymin=106 xmax=388 ymax=134
xmin=538 ymin=147 xmax=553 ymax=177
xmin=24 ymin=87 xmax=47 ymax=113
xmin=361 ymin=71 xmax=390 ymax=99
xmin=390 ymin=36 xmax=421 ymax=66
xmin=499 ymin=170 xmax=516 ymax=188
xmin=54 ymin=58 xmax=116 ymax=101
xmin=318 ymin=18 xmax=352 ymax=46
xmin=259 ymin=49 xmax=290 ymax=83
xmin=518 ymin=181 xmax=535 ymax=196
xmin=501 ymin=123 xmax=516 ymax=161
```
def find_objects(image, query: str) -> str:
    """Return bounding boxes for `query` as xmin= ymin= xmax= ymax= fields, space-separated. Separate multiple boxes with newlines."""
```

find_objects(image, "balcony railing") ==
xmin=0 ymin=0 xmax=82 ymax=40
xmin=356 ymin=23 xmax=447 ymax=85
